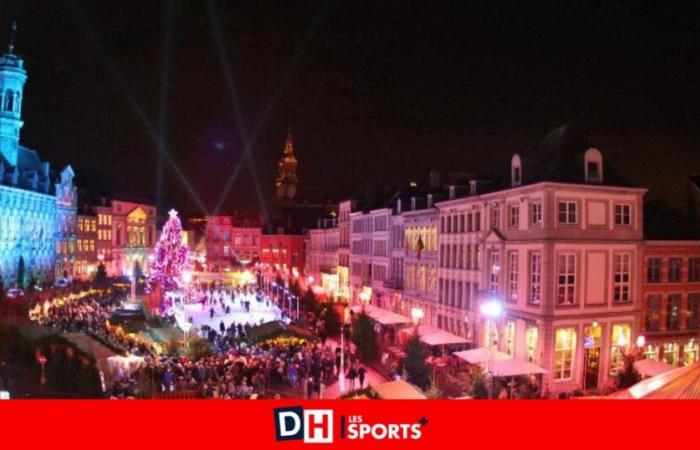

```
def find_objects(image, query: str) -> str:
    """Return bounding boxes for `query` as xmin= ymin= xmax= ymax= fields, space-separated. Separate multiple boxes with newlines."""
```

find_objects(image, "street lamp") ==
xmin=411 ymin=307 xmax=424 ymax=328
xmin=636 ymin=335 xmax=646 ymax=349
xmin=479 ymin=297 xmax=503 ymax=398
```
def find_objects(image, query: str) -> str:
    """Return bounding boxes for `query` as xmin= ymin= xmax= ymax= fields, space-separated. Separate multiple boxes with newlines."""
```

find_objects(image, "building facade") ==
xmin=306 ymin=218 xmax=340 ymax=296
xmin=0 ymin=34 xmax=77 ymax=286
xmin=93 ymin=199 xmax=157 ymax=277
xmin=74 ymin=212 xmax=97 ymax=280
xmin=205 ymin=215 xmax=261 ymax=271
xmin=260 ymin=234 xmax=305 ymax=272
xmin=640 ymin=241 xmax=700 ymax=366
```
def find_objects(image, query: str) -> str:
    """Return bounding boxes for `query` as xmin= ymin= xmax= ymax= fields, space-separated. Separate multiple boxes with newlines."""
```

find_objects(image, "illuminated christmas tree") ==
xmin=149 ymin=209 xmax=189 ymax=293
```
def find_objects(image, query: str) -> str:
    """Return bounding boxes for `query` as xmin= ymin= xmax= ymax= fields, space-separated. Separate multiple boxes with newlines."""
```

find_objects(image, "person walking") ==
xmin=346 ymin=364 xmax=357 ymax=391
xmin=358 ymin=365 xmax=367 ymax=389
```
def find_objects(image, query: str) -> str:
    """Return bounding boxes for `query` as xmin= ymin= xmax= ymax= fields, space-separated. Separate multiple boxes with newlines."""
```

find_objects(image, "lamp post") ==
xmin=479 ymin=298 xmax=503 ymax=398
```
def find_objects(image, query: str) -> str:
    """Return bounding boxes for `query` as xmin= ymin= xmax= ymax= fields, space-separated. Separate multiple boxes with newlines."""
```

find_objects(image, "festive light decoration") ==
xmin=148 ymin=209 xmax=189 ymax=293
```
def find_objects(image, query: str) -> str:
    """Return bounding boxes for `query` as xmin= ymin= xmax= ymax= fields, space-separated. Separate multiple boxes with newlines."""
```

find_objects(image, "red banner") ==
xmin=1 ymin=400 xmax=697 ymax=448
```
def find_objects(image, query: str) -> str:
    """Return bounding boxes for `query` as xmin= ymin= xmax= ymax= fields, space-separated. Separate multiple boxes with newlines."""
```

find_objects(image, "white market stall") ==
xmin=633 ymin=358 xmax=676 ymax=378
xmin=608 ymin=362 xmax=700 ymax=399
xmin=453 ymin=348 xmax=512 ymax=365
xmin=350 ymin=305 xmax=413 ymax=325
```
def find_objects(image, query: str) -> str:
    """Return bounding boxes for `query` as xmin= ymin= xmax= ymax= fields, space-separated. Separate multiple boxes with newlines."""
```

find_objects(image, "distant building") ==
xmin=205 ymin=215 xmax=261 ymax=271
xmin=93 ymin=198 xmax=157 ymax=276
xmin=306 ymin=217 xmax=339 ymax=296
xmin=260 ymin=233 xmax=305 ymax=273
xmin=75 ymin=209 xmax=97 ymax=280
xmin=640 ymin=241 xmax=700 ymax=366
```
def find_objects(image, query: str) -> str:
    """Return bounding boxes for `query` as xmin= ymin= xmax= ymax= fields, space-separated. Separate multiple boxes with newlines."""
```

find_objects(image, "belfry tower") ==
xmin=275 ymin=126 xmax=298 ymax=201
xmin=0 ymin=22 xmax=27 ymax=166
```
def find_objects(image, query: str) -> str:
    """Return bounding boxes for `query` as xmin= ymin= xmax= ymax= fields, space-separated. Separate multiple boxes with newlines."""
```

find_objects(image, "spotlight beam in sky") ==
xmin=157 ymin=0 xmax=177 ymax=214
xmin=74 ymin=4 xmax=209 ymax=215
xmin=206 ymin=0 xmax=332 ymax=228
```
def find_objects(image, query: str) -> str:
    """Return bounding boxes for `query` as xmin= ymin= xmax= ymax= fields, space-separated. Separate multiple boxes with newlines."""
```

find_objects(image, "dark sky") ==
xmin=3 ymin=1 xmax=699 ymax=218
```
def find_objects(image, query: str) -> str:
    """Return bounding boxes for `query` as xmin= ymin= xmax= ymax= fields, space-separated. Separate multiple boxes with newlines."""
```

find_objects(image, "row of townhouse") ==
xmin=307 ymin=126 xmax=700 ymax=395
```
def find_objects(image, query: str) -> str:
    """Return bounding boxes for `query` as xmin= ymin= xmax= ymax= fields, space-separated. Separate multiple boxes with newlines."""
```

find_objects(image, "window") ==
xmin=530 ymin=202 xmax=542 ymax=225
xmin=505 ymin=321 xmax=516 ymax=356
xmin=587 ymin=161 xmax=600 ymax=182
xmin=613 ymin=254 xmax=631 ymax=303
xmin=647 ymin=258 xmax=662 ymax=283
xmin=643 ymin=344 xmax=659 ymax=361
xmin=645 ymin=295 xmax=661 ymax=332
xmin=610 ymin=324 xmax=631 ymax=376
xmin=474 ymin=212 xmax=481 ymax=231
xmin=689 ymin=258 xmax=700 ymax=282
xmin=663 ymin=343 xmax=679 ymax=366
xmin=483 ymin=319 xmax=498 ymax=350
xmin=669 ymin=258 xmax=682 ymax=282
xmin=684 ymin=339 xmax=697 ymax=366
xmin=666 ymin=294 xmax=681 ymax=331
xmin=490 ymin=206 xmax=500 ymax=229
xmin=557 ymin=254 xmax=576 ymax=305
xmin=509 ymin=205 xmax=519 ymax=228
xmin=508 ymin=252 xmax=518 ymax=302
xmin=554 ymin=328 xmax=576 ymax=380
xmin=688 ymin=294 xmax=700 ymax=330
xmin=614 ymin=204 xmax=632 ymax=226
xmin=489 ymin=251 xmax=500 ymax=292
xmin=528 ymin=252 xmax=542 ymax=305
xmin=526 ymin=326 xmax=538 ymax=363
xmin=558 ymin=201 xmax=577 ymax=224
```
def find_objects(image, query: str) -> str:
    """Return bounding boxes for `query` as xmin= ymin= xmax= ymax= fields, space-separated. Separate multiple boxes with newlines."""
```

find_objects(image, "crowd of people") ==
xmin=28 ymin=283 xmax=370 ymax=399
xmin=32 ymin=289 xmax=156 ymax=357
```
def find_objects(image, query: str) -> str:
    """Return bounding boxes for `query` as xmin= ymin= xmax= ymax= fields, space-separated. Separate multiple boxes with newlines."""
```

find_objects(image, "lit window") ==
xmin=667 ymin=294 xmax=681 ymax=331
xmin=505 ymin=321 xmax=516 ymax=355
xmin=489 ymin=251 xmax=500 ymax=292
xmin=663 ymin=342 xmax=679 ymax=366
xmin=554 ymin=328 xmax=576 ymax=380
xmin=526 ymin=326 xmax=538 ymax=363
xmin=610 ymin=324 xmax=631 ymax=376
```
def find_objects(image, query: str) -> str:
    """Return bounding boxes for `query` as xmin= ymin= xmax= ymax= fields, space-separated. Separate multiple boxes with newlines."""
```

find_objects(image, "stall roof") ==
xmin=350 ymin=305 xmax=413 ymax=325
xmin=453 ymin=348 xmax=512 ymax=364
xmin=372 ymin=380 xmax=427 ymax=400
xmin=608 ymin=362 xmax=700 ymax=399
xmin=417 ymin=325 xmax=469 ymax=346
xmin=488 ymin=359 xmax=548 ymax=377
xmin=633 ymin=358 xmax=676 ymax=378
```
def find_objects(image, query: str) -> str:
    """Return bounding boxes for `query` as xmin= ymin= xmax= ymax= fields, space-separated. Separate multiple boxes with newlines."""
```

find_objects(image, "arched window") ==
xmin=511 ymin=154 xmax=522 ymax=187
xmin=5 ymin=90 xmax=13 ymax=112
xmin=584 ymin=148 xmax=604 ymax=183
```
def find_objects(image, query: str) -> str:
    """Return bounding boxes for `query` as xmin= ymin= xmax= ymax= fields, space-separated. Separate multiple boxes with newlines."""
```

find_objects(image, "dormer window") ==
xmin=584 ymin=148 xmax=603 ymax=184
xmin=511 ymin=154 xmax=522 ymax=187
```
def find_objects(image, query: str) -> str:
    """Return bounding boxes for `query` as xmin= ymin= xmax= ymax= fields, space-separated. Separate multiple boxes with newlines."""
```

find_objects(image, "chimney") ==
xmin=411 ymin=197 xmax=417 ymax=211
xmin=429 ymin=170 xmax=441 ymax=189
xmin=449 ymin=185 xmax=456 ymax=200
xmin=427 ymin=194 xmax=434 ymax=208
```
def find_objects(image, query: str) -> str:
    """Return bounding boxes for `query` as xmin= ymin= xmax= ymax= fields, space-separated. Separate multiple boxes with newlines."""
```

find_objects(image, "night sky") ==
xmin=3 ymin=1 xmax=699 ymax=218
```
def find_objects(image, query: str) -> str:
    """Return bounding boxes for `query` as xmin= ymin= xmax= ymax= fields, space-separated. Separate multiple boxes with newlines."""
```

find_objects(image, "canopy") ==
xmin=488 ymin=359 xmax=548 ymax=377
xmin=608 ymin=362 xmax=700 ymax=399
xmin=453 ymin=348 xmax=512 ymax=364
xmin=372 ymin=380 xmax=426 ymax=400
xmin=633 ymin=358 xmax=676 ymax=378
xmin=416 ymin=325 xmax=469 ymax=346
xmin=350 ymin=305 xmax=412 ymax=325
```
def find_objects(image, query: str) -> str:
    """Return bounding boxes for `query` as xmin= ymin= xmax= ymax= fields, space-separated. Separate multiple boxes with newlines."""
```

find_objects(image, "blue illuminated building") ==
xmin=0 ymin=24 xmax=77 ymax=286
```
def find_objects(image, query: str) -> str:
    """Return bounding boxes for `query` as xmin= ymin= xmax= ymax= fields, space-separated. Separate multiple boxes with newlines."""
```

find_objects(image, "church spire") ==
xmin=7 ymin=21 xmax=17 ymax=55
xmin=284 ymin=125 xmax=294 ymax=155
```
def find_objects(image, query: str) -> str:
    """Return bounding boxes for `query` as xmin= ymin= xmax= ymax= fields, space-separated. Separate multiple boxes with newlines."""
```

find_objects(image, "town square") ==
xmin=1 ymin=2 xmax=700 ymax=403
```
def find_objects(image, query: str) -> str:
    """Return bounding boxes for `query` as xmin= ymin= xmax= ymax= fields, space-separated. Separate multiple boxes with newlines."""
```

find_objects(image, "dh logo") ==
xmin=274 ymin=406 xmax=333 ymax=443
